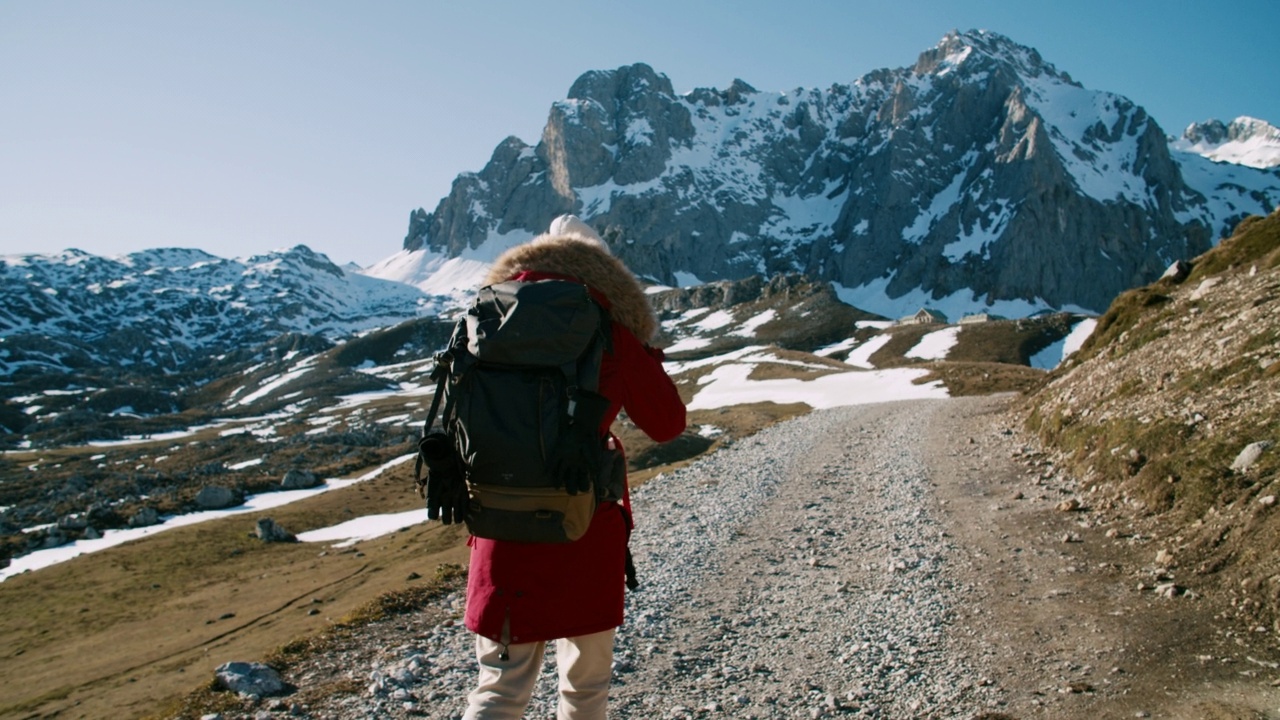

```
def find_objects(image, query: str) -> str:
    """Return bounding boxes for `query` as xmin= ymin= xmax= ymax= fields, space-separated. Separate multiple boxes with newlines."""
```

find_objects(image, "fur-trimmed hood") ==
xmin=483 ymin=236 xmax=658 ymax=343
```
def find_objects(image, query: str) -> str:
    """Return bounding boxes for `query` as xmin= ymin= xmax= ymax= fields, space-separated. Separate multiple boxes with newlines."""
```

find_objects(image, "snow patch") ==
xmin=906 ymin=327 xmax=960 ymax=360
xmin=687 ymin=363 xmax=946 ymax=411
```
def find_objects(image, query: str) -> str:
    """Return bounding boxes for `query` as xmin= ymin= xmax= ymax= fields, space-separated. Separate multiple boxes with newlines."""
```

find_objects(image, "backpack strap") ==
xmin=420 ymin=368 xmax=447 ymax=437
xmin=413 ymin=368 xmax=451 ymax=493
xmin=562 ymin=296 xmax=612 ymax=423
xmin=415 ymin=321 xmax=467 ymax=489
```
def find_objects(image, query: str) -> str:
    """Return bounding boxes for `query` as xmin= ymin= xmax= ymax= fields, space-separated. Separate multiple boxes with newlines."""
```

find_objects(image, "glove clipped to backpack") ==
xmin=417 ymin=431 xmax=469 ymax=524
xmin=550 ymin=390 xmax=611 ymax=496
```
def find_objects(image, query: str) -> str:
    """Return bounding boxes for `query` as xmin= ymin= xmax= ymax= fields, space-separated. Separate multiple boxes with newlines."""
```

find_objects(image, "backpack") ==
xmin=414 ymin=278 xmax=624 ymax=544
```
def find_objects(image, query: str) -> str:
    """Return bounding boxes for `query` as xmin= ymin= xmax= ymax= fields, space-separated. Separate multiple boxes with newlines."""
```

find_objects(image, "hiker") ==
xmin=460 ymin=215 xmax=686 ymax=719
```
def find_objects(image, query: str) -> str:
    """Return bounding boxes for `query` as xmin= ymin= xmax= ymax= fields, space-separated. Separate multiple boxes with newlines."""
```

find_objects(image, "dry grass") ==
xmin=743 ymin=349 xmax=854 ymax=382
xmin=148 ymin=564 xmax=468 ymax=720
xmin=918 ymin=360 xmax=1048 ymax=397
xmin=948 ymin=314 xmax=1079 ymax=366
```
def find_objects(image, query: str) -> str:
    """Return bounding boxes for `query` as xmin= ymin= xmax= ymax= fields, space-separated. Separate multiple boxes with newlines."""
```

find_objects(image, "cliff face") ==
xmin=401 ymin=30 xmax=1280 ymax=316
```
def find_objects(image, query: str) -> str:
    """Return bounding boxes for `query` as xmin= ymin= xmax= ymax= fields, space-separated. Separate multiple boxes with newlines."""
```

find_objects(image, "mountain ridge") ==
xmin=0 ymin=244 xmax=436 ymax=376
xmin=3 ymin=29 xmax=1279 ymax=381
xmin=390 ymin=29 xmax=1280 ymax=317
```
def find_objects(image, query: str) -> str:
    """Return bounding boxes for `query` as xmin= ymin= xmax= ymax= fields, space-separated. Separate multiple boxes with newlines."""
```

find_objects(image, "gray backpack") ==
xmin=415 ymin=278 xmax=623 ymax=543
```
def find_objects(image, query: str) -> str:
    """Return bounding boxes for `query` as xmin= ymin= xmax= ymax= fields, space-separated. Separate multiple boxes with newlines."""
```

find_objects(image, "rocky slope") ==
xmin=395 ymin=30 xmax=1280 ymax=316
xmin=1023 ymin=208 xmax=1280 ymax=631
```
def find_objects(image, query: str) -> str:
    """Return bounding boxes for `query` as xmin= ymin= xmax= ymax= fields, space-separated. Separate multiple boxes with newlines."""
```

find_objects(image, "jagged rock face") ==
xmin=1184 ymin=119 xmax=1234 ymax=146
xmin=404 ymin=30 xmax=1280 ymax=314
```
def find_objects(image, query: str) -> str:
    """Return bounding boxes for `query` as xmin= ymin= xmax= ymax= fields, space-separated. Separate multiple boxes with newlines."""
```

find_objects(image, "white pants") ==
xmin=463 ymin=629 xmax=615 ymax=720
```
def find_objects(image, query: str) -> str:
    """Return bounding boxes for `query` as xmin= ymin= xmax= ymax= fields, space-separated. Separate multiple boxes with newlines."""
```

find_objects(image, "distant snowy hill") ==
xmin=0 ymin=245 xmax=435 ymax=374
xmin=1172 ymin=117 xmax=1280 ymax=169
xmin=383 ymin=29 xmax=1280 ymax=318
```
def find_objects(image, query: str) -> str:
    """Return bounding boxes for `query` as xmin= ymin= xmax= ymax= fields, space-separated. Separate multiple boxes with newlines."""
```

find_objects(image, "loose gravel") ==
xmin=609 ymin=399 xmax=980 ymax=718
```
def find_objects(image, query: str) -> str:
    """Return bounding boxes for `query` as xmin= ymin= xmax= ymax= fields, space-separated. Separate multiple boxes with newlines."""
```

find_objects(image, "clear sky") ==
xmin=2 ymin=0 xmax=1277 ymax=267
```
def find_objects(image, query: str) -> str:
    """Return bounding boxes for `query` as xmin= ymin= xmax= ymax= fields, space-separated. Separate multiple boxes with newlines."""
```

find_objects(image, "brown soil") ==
xmin=931 ymin=395 xmax=1280 ymax=719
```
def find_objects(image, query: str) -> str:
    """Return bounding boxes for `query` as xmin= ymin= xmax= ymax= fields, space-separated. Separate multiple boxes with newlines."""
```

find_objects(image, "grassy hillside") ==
xmin=1023 ymin=209 xmax=1280 ymax=631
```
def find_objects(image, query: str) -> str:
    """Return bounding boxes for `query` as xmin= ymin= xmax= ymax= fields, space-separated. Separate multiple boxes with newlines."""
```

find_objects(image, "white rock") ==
xmin=1190 ymin=277 xmax=1221 ymax=301
xmin=1232 ymin=442 xmax=1273 ymax=473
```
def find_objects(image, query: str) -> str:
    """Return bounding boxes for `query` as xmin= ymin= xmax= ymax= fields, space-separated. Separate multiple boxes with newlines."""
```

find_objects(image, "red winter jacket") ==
xmin=463 ymin=269 xmax=686 ymax=646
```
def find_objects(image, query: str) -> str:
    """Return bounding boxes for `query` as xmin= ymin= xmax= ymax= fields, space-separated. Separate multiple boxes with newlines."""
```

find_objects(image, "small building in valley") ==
xmin=898 ymin=308 xmax=948 ymax=325
xmin=959 ymin=312 xmax=1005 ymax=324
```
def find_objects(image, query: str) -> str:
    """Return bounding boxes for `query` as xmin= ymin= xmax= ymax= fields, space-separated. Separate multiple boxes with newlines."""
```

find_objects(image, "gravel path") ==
xmin=276 ymin=397 xmax=1015 ymax=719
xmin=608 ymin=399 xmax=980 ymax=718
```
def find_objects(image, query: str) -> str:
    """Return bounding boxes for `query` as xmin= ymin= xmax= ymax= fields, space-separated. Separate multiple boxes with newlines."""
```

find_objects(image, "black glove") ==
xmin=551 ymin=391 xmax=610 ymax=496
xmin=419 ymin=432 xmax=468 ymax=524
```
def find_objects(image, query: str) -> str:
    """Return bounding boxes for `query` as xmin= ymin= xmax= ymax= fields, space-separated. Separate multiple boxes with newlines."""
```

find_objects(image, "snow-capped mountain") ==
xmin=382 ymin=30 xmax=1280 ymax=317
xmin=1172 ymin=117 xmax=1280 ymax=169
xmin=0 ymin=245 xmax=435 ymax=374
xmin=6 ymin=30 xmax=1279 ymax=380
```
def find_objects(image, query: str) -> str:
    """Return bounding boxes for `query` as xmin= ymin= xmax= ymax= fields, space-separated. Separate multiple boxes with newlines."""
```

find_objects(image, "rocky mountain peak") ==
xmin=384 ymin=31 xmax=1279 ymax=321
xmin=1183 ymin=118 xmax=1232 ymax=146
xmin=566 ymin=62 xmax=676 ymax=104
xmin=915 ymin=29 xmax=1075 ymax=86
xmin=1182 ymin=116 xmax=1278 ymax=145
xmin=1175 ymin=116 xmax=1280 ymax=168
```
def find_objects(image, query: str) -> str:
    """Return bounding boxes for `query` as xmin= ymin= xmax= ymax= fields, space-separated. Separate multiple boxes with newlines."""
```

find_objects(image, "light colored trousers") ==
xmin=463 ymin=629 xmax=615 ymax=720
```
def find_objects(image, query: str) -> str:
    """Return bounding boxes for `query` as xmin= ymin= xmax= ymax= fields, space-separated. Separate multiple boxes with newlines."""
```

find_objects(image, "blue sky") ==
xmin=2 ymin=0 xmax=1277 ymax=267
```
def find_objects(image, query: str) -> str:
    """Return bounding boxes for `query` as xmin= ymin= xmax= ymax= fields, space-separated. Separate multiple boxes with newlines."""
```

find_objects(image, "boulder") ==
xmin=255 ymin=518 xmax=296 ymax=543
xmin=57 ymin=513 xmax=89 ymax=531
xmin=1190 ymin=277 xmax=1222 ymax=301
xmin=280 ymin=469 xmax=319 ymax=490
xmin=128 ymin=506 xmax=160 ymax=528
xmin=40 ymin=529 xmax=69 ymax=549
xmin=195 ymin=486 xmax=242 ymax=510
xmin=1160 ymin=259 xmax=1190 ymax=282
xmin=1231 ymin=441 xmax=1274 ymax=473
xmin=214 ymin=661 xmax=285 ymax=698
